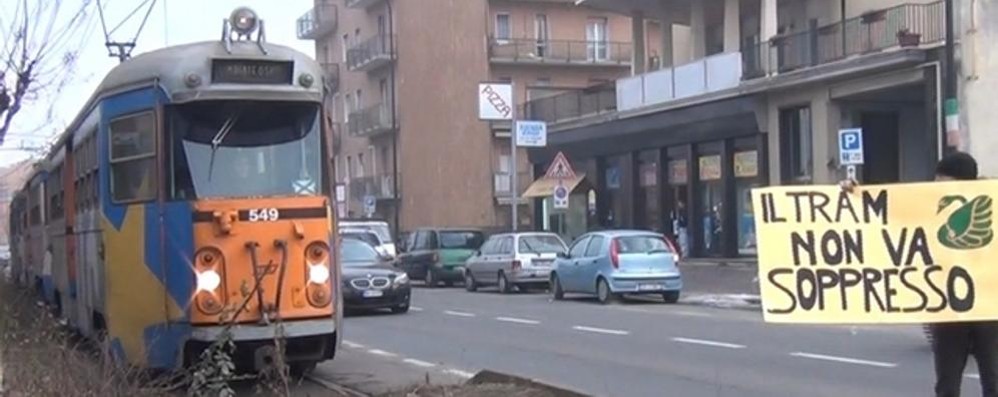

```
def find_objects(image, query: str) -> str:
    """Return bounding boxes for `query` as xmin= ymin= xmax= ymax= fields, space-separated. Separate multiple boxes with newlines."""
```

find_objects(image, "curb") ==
xmin=467 ymin=370 xmax=591 ymax=397
xmin=680 ymin=294 xmax=762 ymax=312
xmin=679 ymin=260 xmax=758 ymax=268
xmin=307 ymin=374 xmax=371 ymax=397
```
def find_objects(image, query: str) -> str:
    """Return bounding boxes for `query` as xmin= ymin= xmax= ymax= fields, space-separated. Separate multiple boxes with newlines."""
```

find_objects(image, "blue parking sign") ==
xmin=838 ymin=128 xmax=864 ymax=166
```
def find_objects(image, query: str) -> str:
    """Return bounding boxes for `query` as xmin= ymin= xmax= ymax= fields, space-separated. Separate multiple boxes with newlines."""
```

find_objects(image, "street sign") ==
xmin=363 ymin=195 xmax=376 ymax=216
xmin=553 ymin=181 xmax=569 ymax=210
xmin=838 ymin=128 xmax=864 ymax=166
xmin=545 ymin=152 xmax=576 ymax=179
xmin=478 ymin=83 xmax=513 ymax=121
xmin=515 ymin=120 xmax=547 ymax=147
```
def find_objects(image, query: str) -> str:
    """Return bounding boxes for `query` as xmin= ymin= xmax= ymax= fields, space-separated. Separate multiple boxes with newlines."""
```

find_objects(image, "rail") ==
xmin=525 ymin=83 xmax=617 ymax=124
xmin=488 ymin=37 xmax=632 ymax=65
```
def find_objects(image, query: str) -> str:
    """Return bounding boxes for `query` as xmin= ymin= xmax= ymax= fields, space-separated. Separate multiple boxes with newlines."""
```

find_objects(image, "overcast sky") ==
xmin=0 ymin=0 xmax=315 ymax=166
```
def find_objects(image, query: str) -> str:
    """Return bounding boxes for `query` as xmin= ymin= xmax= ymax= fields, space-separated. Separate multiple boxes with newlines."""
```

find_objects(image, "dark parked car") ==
xmin=341 ymin=239 xmax=411 ymax=313
xmin=398 ymin=228 xmax=485 ymax=287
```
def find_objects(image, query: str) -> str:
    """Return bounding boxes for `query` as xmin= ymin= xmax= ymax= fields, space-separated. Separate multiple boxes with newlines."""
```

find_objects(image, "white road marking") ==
xmin=403 ymin=358 xmax=437 ymax=368
xmin=572 ymin=326 xmax=630 ymax=336
xmin=444 ymin=369 xmax=476 ymax=379
xmin=410 ymin=306 xmax=425 ymax=312
xmin=672 ymin=337 xmax=745 ymax=349
xmin=496 ymin=316 xmax=541 ymax=325
xmin=675 ymin=310 xmax=713 ymax=318
xmin=444 ymin=310 xmax=476 ymax=317
xmin=342 ymin=340 xmax=365 ymax=349
xmin=966 ymin=374 xmax=981 ymax=379
xmin=368 ymin=349 xmax=398 ymax=358
xmin=790 ymin=352 xmax=897 ymax=368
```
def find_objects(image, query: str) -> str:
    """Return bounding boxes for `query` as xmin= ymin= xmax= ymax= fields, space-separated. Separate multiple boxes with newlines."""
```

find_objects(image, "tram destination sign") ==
xmin=211 ymin=59 xmax=294 ymax=85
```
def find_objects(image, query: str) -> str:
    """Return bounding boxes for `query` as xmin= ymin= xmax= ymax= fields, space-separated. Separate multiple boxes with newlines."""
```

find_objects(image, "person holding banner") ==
xmin=842 ymin=152 xmax=998 ymax=397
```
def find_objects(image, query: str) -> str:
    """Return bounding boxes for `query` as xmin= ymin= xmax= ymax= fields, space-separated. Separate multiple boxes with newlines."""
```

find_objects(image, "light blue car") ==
xmin=551 ymin=230 xmax=683 ymax=304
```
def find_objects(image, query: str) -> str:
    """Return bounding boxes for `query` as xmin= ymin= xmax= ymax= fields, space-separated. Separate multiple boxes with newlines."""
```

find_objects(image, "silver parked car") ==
xmin=464 ymin=232 xmax=568 ymax=294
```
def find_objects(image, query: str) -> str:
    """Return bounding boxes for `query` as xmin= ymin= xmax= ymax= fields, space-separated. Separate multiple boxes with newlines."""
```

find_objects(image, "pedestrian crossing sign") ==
xmin=545 ymin=152 xmax=576 ymax=179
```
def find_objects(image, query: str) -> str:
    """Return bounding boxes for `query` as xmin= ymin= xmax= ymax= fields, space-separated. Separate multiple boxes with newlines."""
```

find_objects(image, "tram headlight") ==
xmin=197 ymin=269 xmax=222 ymax=292
xmin=229 ymin=7 xmax=259 ymax=36
xmin=308 ymin=262 xmax=330 ymax=284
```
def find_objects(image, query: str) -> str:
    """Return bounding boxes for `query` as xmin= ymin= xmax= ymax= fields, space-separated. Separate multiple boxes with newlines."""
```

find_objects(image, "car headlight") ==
xmin=197 ymin=269 xmax=221 ymax=292
xmin=394 ymin=272 xmax=409 ymax=285
xmin=309 ymin=262 xmax=330 ymax=284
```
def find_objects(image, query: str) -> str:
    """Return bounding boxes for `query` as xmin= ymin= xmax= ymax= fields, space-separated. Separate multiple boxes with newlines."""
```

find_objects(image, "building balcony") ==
xmin=296 ymin=3 xmax=338 ymax=40
xmin=348 ymin=103 xmax=395 ymax=138
xmin=526 ymin=83 xmax=616 ymax=124
xmin=743 ymin=1 xmax=945 ymax=78
xmin=488 ymin=38 xmax=632 ymax=67
xmin=350 ymin=173 xmax=396 ymax=201
xmin=321 ymin=62 xmax=340 ymax=93
xmin=346 ymin=35 xmax=395 ymax=72
xmin=345 ymin=0 xmax=382 ymax=10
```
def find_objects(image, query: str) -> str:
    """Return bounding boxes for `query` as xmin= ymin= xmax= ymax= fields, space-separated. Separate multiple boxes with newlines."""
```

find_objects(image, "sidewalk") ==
xmin=679 ymin=259 xmax=761 ymax=311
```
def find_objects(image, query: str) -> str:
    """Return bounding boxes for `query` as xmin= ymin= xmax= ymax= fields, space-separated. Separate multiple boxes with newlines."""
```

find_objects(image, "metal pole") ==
xmin=388 ymin=0 xmax=400 ymax=234
xmin=944 ymin=0 xmax=959 ymax=152
xmin=510 ymin=81 xmax=519 ymax=232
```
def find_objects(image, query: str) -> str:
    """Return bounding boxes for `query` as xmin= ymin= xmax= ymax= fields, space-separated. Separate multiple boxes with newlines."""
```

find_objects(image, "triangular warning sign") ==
xmin=545 ymin=151 xmax=576 ymax=179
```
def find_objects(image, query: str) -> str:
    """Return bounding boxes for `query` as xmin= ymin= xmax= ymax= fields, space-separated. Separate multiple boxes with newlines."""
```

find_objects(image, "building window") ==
xmin=334 ymin=155 xmax=342 ymax=181
xmin=357 ymin=153 xmax=365 ymax=178
xmin=779 ymin=106 xmax=813 ymax=183
xmin=369 ymin=146 xmax=377 ymax=176
xmin=535 ymin=14 xmax=549 ymax=56
xmin=346 ymin=155 xmax=352 ymax=181
xmin=109 ymin=111 xmax=157 ymax=203
xmin=380 ymin=79 xmax=389 ymax=105
xmin=355 ymin=89 xmax=362 ymax=109
xmin=586 ymin=17 xmax=609 ymax=61
xmin=345 ymin=93 xmax=353 ymax=121
xmin=495 ymin=13 xmax=511 ymax=41
xmin=342 ymin=34 xmax=349 ymax=61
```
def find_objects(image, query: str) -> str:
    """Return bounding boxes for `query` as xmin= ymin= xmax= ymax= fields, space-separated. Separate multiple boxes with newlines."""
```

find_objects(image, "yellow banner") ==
xmin=752 ymin=181 xmax=998 ymax=324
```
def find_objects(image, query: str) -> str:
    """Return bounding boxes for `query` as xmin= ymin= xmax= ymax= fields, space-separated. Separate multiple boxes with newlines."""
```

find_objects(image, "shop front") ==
xmin=522 ymin=174 xmax=594 ymax=243
xmin=529 ymin=96 xmax=768 ymax=259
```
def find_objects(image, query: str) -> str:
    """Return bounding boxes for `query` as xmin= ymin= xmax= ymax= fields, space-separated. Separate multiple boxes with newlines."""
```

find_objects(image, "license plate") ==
xmin=363 ymin=290 xmax=384 ymax=298
xmin=638 ymin=284 xmax=663 ymax=291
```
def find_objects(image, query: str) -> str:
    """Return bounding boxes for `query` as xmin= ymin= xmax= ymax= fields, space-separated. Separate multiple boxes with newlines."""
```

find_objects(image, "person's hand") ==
xmin=839 ymin=178 xmax=858 ymax=193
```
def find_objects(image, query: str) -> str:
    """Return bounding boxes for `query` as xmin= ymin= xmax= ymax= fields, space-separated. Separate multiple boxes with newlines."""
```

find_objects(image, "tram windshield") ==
xmin=167 ymin=100 xmax=324 ymax=200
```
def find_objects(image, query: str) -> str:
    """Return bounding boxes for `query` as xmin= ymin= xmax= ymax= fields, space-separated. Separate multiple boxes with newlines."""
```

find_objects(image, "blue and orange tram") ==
xmin=6 ymin=8 xmax=342 ymax=373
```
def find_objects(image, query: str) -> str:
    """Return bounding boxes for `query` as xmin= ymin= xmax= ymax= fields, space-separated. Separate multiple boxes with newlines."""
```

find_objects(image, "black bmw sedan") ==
xmin=341 ymin=238 xmax=411 ymax=314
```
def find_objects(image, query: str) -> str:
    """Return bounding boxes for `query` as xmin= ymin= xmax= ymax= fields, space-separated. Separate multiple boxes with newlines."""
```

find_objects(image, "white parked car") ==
xmin=463 ymin=232 xmax=568 ymax=294
xmin=339 ymin=219 xmax=397 ymax=258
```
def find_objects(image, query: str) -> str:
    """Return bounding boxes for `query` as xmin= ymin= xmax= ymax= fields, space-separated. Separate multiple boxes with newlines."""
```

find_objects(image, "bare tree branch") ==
xmin=0 ymin=0 xmax=95 ymax=146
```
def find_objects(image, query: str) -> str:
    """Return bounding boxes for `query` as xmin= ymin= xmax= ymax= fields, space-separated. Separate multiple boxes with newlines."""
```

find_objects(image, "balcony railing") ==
xmin=744 ymin=1 xmax=944 ymax=77
xmin=348 ymin=103 xmax=395 ymax=137
xmin=296 ymin=3 xmax=338 ymax=40
xmin=350 ymin=173 xmax=395 ymax=200
xmin=488 ymin=38 xmax=632 ymax=66
xmin=526 ymin=83 xmax=617 ymax=124
xmin=616 ymin=51 xmax=743 ymax=112
xmin=321 ymin=63 xmax=340 ymax=93
xmin=346 ymin=35 xmax=395 ymax=72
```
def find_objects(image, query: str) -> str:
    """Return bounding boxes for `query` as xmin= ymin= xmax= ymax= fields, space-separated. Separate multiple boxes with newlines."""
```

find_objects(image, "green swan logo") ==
xmin=937 ymin=195 xmax=994 ymax=250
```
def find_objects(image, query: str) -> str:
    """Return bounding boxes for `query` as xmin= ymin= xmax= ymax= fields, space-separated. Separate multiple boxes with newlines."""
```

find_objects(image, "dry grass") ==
xmin=0 ymin=280 xmax=175 ymax=397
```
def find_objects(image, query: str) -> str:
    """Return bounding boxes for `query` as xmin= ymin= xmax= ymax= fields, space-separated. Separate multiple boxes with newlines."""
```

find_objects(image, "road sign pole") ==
xmin=510 ymin=81 xmax=518 ymax=232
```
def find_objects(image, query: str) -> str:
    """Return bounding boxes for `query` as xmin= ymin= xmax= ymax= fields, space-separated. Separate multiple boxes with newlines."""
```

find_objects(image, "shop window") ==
xmin=109 ymin=112 xmax=157 ymax=203
xmin=780 ymin=106 xmax=812 ymax=183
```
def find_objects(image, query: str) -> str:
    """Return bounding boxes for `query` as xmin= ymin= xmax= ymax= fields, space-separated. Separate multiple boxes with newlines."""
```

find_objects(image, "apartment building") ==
xmin=525 ymin=0 xmax=949 ymax=258
xmin=296 ymin=0 xmax=633 ymax=233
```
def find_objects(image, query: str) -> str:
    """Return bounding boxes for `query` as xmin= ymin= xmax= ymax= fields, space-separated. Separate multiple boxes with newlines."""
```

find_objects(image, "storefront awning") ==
xmin=522 ymin=174 xmax=587 ymax=198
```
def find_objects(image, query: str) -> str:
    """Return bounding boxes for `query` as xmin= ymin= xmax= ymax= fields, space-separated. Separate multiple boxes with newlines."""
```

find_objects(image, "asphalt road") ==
xmin=312 ymin=285 xmax=985 ymax=397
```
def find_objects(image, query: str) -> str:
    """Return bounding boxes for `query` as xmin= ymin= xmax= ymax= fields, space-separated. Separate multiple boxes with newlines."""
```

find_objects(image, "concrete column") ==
xmin=690 ymin=0 xmax=706 ymax=59
xmin=660 ymin=20 xmax=674 ymax=68
xmin=631 ymin=11 xmax=647 ymax=75
xmin=761 ymin=0 xmax=778 ymax=43
xmin=724 ymin=0 xmax=741 ymax=53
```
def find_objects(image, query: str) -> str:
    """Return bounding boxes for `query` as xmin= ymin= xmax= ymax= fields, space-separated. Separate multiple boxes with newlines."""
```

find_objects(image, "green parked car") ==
xmin=398 ymin=228 xmax=486 ymax=287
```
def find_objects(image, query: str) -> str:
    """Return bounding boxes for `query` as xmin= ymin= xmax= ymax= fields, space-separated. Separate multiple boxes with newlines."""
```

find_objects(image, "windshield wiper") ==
xmin=207 ymin=112 xmax=241 ymax=181
xmin=520 ymin=238 xmax=541 ymax=256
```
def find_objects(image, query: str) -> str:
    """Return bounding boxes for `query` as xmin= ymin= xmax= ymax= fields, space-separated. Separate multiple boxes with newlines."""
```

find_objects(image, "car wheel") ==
xmin=425 ymin=269 xmax=438 ymax=288
xmin=498 ymin=271 xmax=512 ymax=294
xmin=552 ymin=274 xmax=565 ymax=300
xmin=662 ymin=291 xmax=680 ymax=304
xmin=596 ymin=278 xmax=615 ymax=305
xmin=465 ymin=271 xmax=478 ymax=292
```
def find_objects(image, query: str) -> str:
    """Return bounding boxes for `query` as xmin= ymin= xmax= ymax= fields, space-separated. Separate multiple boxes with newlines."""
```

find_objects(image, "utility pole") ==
xmin=944 ymin=0 xmax=959 ymax=152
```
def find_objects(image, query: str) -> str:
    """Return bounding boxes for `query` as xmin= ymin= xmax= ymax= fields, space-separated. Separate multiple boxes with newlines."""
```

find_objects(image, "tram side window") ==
xmin=110 ymin=112 xmax=157 ymax=203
